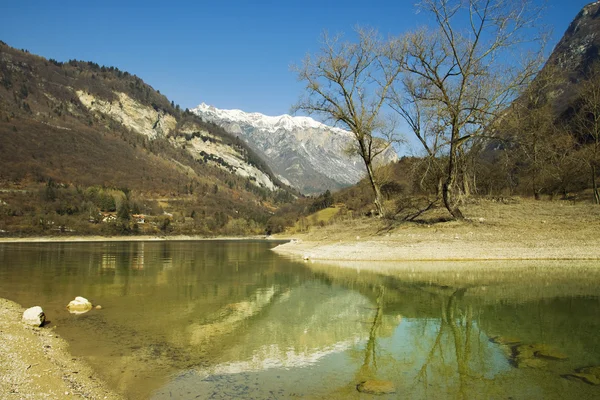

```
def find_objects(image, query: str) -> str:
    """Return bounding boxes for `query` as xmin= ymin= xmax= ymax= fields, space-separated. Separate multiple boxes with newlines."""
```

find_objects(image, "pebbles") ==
xmin=0 ymin=298 xmax=123 ymax=399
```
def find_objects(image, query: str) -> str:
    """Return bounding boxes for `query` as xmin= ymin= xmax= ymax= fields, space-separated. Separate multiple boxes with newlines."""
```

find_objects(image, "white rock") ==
xmin=22 ymin=306 xmax=46 ymax=327
xmin=67 ymin=296 xmax=92 ymax=314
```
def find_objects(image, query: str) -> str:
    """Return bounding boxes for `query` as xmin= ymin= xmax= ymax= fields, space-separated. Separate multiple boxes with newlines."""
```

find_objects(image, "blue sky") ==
xmin=0 ymin=1 xmax=593 ymax=117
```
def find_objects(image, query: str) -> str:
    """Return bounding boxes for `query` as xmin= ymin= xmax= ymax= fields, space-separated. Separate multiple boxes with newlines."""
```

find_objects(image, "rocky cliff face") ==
xmin=74 ymin=90 xmax=278 ymax=191
xmin=192 ymin=103 xmax=398 ymax=194
xmin=538 ymin=1 xmax=600 ymax=116
xmin=76 ymin=90 xmax=178 ymax=140
xmin=0 ymin=42 xmax=286 ymax=195
xmin=547 ymin=2 xmax=600 ymax=78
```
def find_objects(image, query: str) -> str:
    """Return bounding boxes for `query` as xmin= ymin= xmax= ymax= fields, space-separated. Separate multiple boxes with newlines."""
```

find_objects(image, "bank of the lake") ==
xmin=0 ymin=298 xmax=123 ymax=399
xmin=1 ymin=237 xmax=600 ymax=399
xmin=272 ymin=198 xmax=600 ymax=262
xmin=0 ymin=235 xmax=274 ymax=244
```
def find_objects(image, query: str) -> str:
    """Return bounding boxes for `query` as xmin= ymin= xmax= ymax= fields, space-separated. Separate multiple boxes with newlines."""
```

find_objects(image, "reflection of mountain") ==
xmin=12 ymin=241 xmax=314 ymax=400
xmin=196 ymin=282 xmax=375 ymax=374
xmin=187 ymin=286 xmax=278 ymax=346
xmin=5 ymin=242 xmax=600 ymax=399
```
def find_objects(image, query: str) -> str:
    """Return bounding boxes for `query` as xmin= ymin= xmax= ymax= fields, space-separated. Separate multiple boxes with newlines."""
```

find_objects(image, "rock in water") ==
xmin=67 ymin=296 xmax=92 ymax=314
xmin=22 ymin=306 xmax=46 ymax=326
xmin=511 ymin=343 xmax=568 ymax=369
xmin=533 ymin=344 xmax=569 ymax=360
xmin=357 ymin=380 xmax=396 ymax=395
xmin=564 ymin=366 xmax=600 ymax=385
xmin=490 ymin=336 xmax=521 ymax=345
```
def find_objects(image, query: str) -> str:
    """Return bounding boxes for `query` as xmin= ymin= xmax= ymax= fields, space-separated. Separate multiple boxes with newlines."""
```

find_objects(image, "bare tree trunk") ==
xmin=437 ymin=177 xmax=444 ymax=198
xmin=443 ymin=147 xmax=465 ymax=220
xmin=532 ymin=136 xmax=542 ymax=200
xmin=458 ymin=147 xmax=473 ymax=198
xmin=461 ymin=169 xmax=471 ymax=198
xmin=365 ymin=161 xmax=386 ymax=217
xmin=533 ymin=170 xmax=541 ymax=200
xmin=592 ymin=164 xmax=599 ymax=204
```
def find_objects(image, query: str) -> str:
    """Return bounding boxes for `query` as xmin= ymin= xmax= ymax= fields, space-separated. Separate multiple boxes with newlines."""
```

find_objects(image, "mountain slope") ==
xmin=0 ymin=42 xmax=295 ymax=235
xmin=192 ymin=103 xmax=398 ymax=194
xmin=536 ymin=1 xmax=600 ymax=117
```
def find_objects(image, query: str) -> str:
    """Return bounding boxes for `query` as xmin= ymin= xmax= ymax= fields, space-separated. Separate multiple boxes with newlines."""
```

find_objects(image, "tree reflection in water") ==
xmin=3 ymin=243 xmax=600 ymax=399
xmin=357 ymin=285 xmax=386 ymax=381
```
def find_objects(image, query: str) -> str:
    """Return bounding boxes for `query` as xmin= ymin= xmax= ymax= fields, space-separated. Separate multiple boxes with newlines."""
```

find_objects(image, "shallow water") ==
xmin=1 ymin=241 xmax=600 ymax=399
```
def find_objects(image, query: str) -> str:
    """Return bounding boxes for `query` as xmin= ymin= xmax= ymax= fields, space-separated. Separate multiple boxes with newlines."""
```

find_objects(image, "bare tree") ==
xmin=572 ymin=64 xmax=600 ymax=204
xmin=505 ymin=65 xmax=560 ymax=199
xmin=293 ymin=28 xmax=402 ymax=217
xmin=389 ymin=0 xmax=547 ymax=219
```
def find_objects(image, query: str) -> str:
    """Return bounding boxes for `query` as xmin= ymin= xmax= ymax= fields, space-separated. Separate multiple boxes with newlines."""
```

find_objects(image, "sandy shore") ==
xmin=272 ymin=199 xmax=600 ymax=262
xmin=272 ymin=236 xmax=600 ymax=261
xmin=0 ymin=298 xmax=123 ymax=400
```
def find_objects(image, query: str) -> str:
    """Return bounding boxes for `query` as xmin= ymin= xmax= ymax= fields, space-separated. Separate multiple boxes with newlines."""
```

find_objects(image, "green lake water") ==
xmin=1 ymin=241 xmax=600 ymax=399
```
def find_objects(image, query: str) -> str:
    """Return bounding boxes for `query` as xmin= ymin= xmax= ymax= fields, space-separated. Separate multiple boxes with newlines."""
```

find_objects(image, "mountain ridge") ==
xmin=194 ymin=103 xmax=352 ymax=135
xmin=0 ymin=41 xmax=297 ymax=236
xmin=192 ymin=103 xmax=398 ymax=194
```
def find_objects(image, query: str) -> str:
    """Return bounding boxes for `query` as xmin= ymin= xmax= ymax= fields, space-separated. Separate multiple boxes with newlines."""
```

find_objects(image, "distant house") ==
xmin=132 ymin=214 xmax=145 ymax=224
xmin=101 ymin=212 xmax=117 ymax=223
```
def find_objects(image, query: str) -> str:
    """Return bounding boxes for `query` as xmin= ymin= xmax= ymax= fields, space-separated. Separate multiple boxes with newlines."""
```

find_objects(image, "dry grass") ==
xmin=291 ymin=206 xmax=342 ymax=232
xmin=273 ymin=198 xmax=600 ymax=261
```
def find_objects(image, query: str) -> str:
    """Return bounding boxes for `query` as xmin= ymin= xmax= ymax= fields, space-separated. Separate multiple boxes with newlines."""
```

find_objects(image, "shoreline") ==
xmin=0 ymin=234 xmax=285 ymax=244
xmin=271 ymin=199 xmax=600 ymax=264
xmin=271 ymin=239 xmax=600 ymax=262
xmin=0 ymin=298 xmax=123 ymax=399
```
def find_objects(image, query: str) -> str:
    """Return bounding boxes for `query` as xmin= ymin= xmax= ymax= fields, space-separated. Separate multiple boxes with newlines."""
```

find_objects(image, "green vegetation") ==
xmin=0 ymin=180 xmax=280 ymax=236
xmin=0 ymin=41 xmax=299 ymax=237
xmin=2 ymin=0 xmax=599 ymax=239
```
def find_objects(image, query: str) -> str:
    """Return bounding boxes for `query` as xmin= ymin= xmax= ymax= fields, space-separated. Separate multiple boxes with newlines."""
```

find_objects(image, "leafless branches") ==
xmin=389 ymin=0 xmax=548 ymax=218
xmin=292 ymin=28 xmax=403 ymax=217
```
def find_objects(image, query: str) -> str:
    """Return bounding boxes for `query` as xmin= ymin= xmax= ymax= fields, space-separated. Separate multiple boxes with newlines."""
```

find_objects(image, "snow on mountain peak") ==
xmin=191 ymin=102 xmax=398 ymax=193
xmin=192 ymin=103 xmax=349 ymax=135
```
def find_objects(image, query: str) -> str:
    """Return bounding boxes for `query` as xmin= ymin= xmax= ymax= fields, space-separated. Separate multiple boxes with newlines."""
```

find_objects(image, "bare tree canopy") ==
xmin=389 ymin=0 xmax=548 ymax=219
xmin=293 ymin=28 xmax=402 ymax=217
xmin=571 ymin=64 xmax=600 ymax=204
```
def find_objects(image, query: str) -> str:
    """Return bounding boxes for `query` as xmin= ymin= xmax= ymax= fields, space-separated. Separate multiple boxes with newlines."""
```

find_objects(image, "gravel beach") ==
xmin=0 ymin=298 xmax=123 ymax=400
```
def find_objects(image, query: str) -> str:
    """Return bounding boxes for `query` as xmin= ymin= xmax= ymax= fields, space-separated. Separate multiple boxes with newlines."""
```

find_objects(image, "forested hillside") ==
xmin=0 ymin=42 xmax=297 ymax=236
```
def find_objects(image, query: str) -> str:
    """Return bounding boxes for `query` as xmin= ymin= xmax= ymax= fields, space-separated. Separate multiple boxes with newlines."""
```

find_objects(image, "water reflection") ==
xmin=101 ymin=253 xmax=116 ymax=270
xmin=1 ymin=242 xmax=600 ymax=399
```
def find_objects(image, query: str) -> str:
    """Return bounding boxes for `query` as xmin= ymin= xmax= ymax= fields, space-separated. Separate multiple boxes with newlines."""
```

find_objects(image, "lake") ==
xmin=1 ymin=240 xmax=600 ymax=399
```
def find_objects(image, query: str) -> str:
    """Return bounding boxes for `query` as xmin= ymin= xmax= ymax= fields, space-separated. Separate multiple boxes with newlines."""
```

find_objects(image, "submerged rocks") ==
xmin=490 ymin=336 xmax=569 ymax=370
xmin=564 ymin=366 xmax=600 ymax=385
xmin=357 ymin=380 xmax=396 ymax=395
xmin=532 ymin=344 xmax=569 ymax=361
xmin=66 ymin=296 xmax=92 ymax=314
xmin=490 ymin=336 xmax=521 ymax=346
xmin=22 ymin=306 xmax=46 ymax=327
xmin=511 ymin=343 xmax=568 ymax=369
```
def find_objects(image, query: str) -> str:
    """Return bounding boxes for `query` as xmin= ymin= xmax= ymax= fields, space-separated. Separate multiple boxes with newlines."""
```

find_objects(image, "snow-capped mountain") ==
xmin=192 ymin=103 xmax=398 ymax=194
